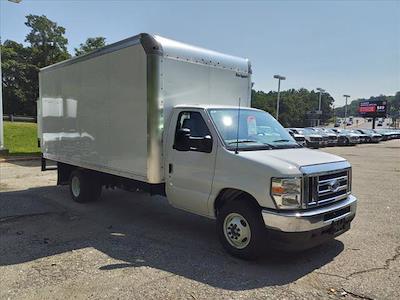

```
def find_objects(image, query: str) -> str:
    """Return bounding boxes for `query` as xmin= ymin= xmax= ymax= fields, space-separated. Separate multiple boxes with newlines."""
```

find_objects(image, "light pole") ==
xmin=0 ymin=38 xmax=4 ymax=152
xmin=1 ymin=0 xmax=22 ymax=153
xmin=316 ymin=88 xmax=325 ymax=126
xmin=333 ymin=104 xmax=336 ymax=125
xmin=343 ymin=95 xmax=350 ymax=128
xmin=273 ymin=74 xmax=286 ymax=121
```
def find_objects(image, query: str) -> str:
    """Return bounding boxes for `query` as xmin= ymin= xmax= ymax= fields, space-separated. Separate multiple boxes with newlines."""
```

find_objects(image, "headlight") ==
xmin=271 ymin=177 xmax=302 ymax=209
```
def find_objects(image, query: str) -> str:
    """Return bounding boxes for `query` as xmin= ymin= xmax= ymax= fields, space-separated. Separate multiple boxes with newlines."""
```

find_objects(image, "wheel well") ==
xmin=57 ymin=162 xmax=76 ymax=185
xmin=214 ymin=188 xmax=260 ymax=217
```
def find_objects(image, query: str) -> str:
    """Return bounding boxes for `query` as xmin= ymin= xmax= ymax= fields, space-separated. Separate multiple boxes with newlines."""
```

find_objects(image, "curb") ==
xmin=0 ymin=156 xmax=41 ymax=163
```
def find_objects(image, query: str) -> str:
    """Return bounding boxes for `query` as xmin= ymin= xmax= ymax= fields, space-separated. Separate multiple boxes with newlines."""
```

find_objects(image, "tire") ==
xmin=217 ymin=199 xmax=267 ymax=260
xmin=69 ymin=169 xmax=102 ymax=203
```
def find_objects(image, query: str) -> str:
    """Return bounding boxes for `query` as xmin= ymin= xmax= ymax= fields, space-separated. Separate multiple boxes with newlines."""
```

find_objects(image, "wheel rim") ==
xmin=223 ymin=213 xmax=251 ymax=249
xmin=71 ymin=176 xmax=80 ymax=197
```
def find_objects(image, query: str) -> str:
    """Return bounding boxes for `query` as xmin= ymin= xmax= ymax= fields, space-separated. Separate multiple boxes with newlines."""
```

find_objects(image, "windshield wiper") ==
xmin=272 ymin=139 xmax=292 ymax=143
xmin=228 ymin=140 xmax=259 ymax=144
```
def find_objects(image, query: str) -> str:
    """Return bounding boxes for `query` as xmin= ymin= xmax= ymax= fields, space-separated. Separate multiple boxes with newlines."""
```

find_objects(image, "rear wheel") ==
xmin=69 ymin=169 xmax=102 ymax=203
xmin=217 ymin=200 xmax=267 ymax=260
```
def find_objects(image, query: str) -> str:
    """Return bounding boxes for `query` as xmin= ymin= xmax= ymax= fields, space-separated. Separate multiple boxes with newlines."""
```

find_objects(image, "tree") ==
xmin=74 ymin=37 xmax=106 ymax=56
xmin=25 ymin=14 xmax=70 ymax=67
xmin=1 ymin=15 xmax=71 ymax=116
xmin=251 ymin=88 xmax=334 ymax=127
xmin=1 ymin=40 xmax=38 ymax=115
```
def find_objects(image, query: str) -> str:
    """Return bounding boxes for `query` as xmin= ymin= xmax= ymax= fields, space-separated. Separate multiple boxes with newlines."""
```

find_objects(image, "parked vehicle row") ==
xmin=287 ymin=127 xmax=400 ymax=148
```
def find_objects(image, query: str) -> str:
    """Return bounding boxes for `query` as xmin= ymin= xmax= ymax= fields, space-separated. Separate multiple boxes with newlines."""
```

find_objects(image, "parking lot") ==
xmin=1 ymin=140 xmax=399 ymax=300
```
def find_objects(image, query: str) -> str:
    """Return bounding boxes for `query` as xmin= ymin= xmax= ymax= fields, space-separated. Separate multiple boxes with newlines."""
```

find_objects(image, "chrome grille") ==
xmin=304 ymin=169 xmax=350 ymax=207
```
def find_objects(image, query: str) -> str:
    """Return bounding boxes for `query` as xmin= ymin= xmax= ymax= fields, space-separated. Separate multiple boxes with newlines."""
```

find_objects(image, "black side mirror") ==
xmin=187 ymin=135 xmax=213 ymax=153
xmin=199 ymin=135 xmax=213 ymax=153
xmin=174 ymin=128 xmax=191 ymax=151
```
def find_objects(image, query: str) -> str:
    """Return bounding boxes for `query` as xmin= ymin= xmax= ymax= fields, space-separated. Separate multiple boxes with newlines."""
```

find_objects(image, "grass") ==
xmin=3 ymin=121 xmax=41 ymax=156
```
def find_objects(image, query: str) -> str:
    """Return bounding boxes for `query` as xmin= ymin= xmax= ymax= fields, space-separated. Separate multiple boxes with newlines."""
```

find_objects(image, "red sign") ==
xmin=358 ymin=100 xmax=387 ymax=117
xmin=359 ymin=106 xmax=376 ymax=113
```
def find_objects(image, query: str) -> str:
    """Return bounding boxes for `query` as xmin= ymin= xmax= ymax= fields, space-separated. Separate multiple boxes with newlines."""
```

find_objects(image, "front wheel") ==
xmin=217 ymin=200 xmax=267 ymax=260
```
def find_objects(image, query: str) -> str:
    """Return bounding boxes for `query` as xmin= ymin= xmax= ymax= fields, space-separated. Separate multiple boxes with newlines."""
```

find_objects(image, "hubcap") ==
xmin=223 ymin=213 xmax=251 ymax=249
xmin=71 ymin=176 xmax=81 ymax=197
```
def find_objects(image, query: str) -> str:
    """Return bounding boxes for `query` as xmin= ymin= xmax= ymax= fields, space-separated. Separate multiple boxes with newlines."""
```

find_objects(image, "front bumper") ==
xmin=327 ymin=139 xmax=338 ymax=146
xmin=262 ymin=195 xmax=357 ymax=232
xmin=306 ymin=140 xmax=321 ymax=148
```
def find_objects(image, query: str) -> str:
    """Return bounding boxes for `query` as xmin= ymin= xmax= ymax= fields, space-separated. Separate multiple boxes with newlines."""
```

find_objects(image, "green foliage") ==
xmin=3 ymin=121 xmax=40 ymax=156
xmin=251 ymin=88 xmax=334 ymax=127
xmin=1 ymin=15 xmax=71 ymax=116
xmin=75 ymin=37 xmax=106 ymax=56
xmin=1 ymin=40 xmax=39 ymax=116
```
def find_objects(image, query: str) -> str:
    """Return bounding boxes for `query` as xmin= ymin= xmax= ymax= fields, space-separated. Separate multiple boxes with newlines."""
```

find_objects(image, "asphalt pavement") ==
xmin=0 ymin=140 xmax=399 ymax=299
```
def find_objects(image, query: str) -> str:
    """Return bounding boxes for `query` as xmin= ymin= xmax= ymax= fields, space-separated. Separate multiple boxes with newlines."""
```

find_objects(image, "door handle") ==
xmin=168 ymin=163 xmax=173 ymax=174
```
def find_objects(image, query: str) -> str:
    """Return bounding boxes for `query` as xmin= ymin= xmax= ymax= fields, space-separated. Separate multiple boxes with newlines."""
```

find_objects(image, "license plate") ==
xmin=331 ymin=219 xmax=349 ymax=234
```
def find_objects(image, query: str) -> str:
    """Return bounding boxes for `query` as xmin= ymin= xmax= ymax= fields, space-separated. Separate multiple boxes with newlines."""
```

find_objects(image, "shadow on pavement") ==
xmin=0 ymin=185 xmax=344 ymax=291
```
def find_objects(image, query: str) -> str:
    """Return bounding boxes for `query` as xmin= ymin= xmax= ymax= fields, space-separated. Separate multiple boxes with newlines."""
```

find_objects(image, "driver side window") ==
xmin=176 ymin=111 xmax=210 ymax=137
xmin=174 ymin=111 xmax=212 ymax=152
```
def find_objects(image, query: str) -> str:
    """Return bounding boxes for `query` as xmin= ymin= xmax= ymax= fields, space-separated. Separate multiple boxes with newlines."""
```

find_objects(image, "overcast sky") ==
xmin=1 ymin=0 xmax=399 ymax=106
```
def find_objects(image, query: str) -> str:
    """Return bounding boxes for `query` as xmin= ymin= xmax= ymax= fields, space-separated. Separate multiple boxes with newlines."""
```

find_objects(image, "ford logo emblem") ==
xmin=328 ymin=179 xmax=340 ymax=192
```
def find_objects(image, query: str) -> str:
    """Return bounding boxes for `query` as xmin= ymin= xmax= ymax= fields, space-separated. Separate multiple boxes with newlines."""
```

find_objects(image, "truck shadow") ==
xmin=0 ymin=186 xmax=344 ymax=291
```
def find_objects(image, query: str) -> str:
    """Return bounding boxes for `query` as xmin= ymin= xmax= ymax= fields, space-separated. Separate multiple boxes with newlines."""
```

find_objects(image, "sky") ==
xmin=1 ymin=0 xmax=399 ymax=106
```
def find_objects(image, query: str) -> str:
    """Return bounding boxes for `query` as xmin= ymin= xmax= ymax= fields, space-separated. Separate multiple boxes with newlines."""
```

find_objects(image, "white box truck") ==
xmin=38 ymin=33 xmax=357 ymax=259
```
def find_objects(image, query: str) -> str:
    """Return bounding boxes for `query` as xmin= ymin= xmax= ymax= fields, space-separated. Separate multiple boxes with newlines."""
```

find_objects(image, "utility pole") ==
xmin=343 ymin=95 xmax=350 ymax=128
xmin=273 ymin=75 xmax=286 ymax=121
xmin=316 ymin=88 xmax=325 ymax=126
xmin=333 ymin=104 xmax=336 ymax=125
xmin=1 ymin=0 xmax=22 ymax=154
xmin=0 ymin=39 xmax=4 ymax=152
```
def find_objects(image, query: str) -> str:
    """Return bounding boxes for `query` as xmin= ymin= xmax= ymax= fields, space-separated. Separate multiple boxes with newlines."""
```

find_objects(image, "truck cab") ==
xmin=165 ymin=105 xmax=357 ymax=258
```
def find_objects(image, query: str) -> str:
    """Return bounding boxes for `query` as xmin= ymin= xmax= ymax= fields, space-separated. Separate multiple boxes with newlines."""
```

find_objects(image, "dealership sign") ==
xmin=358 ymin=100 xmax=387 ymax=117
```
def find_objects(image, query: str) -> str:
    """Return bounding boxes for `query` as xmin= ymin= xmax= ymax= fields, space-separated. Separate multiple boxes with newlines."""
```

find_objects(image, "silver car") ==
xmin=290 ymin=128 xmax=324 ymax=148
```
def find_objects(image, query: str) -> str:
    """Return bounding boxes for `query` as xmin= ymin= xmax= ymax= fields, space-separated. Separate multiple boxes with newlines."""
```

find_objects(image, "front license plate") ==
xmin=331 ymin=219 xmax=349 ymax=235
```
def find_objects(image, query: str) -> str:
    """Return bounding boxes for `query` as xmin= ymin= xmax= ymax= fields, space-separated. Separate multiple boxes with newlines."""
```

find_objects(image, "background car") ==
xmin=374 ymin=128 xmax=400 ymax=140
xmin=306 ymin=127 xmax=330 ymax=146
xmin=286 ymin=128 xmax=306 ymax=146
xmin=349 ymin=129 xmax=368 ymax=143
xmin=356 ymin=129 xmax=382 ymax=143
xmin=289 ymin=128 xmax=323 ymax=148
xmin=330 ymin=128 xmax=360 ymax=145
xmin=317 ymin=128 xmax=338 ymax=146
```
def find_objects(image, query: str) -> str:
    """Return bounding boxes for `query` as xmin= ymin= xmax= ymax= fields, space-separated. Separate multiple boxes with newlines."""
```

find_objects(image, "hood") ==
xmin=306 ymin=134 xmax=322 ymax=137
xmin=239 ymin=148 xmax=346 ymax=171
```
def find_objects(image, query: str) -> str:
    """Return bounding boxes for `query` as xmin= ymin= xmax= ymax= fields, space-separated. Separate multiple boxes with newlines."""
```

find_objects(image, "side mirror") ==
xmin=174 ymin=128 xmax=190 ymax=151
xmin=199 ymin=135 xmax=213 ymax=153
xmin=188 ymin=135 xmax=213 ymax=153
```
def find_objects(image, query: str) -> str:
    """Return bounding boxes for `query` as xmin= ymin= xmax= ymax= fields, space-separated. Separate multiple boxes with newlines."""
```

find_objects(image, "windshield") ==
xmin=301 ymin=128 xmax=318 ymax=135
xmin=324 ymin=128 xmax=337 ymax=134
xmin=208 ymin=108 xmax=299 ymax=151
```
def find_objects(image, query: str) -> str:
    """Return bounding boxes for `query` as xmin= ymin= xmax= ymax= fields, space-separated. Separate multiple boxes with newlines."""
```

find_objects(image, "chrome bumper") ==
xmin=262 ymin=195 xmax=357 ymax=232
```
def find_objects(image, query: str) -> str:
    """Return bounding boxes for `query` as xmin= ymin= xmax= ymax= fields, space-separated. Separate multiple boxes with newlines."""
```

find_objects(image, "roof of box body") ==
xmin=40 ymin=33 xmax=251 ymax=74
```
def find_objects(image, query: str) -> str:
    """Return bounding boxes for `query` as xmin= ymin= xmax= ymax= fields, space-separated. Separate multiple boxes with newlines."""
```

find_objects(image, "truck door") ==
xmin=166 ymin=110 xmax=216 ymax=216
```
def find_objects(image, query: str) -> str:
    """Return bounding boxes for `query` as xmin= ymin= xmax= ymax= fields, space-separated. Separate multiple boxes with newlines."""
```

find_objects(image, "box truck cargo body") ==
xmin=39 ymin=33 xmax=251 ymax=184
xmin=39 ymin=33 xmax=357 ymax=259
